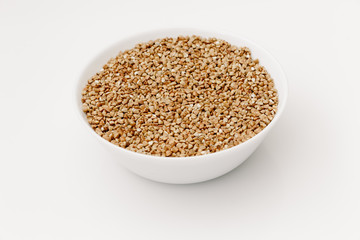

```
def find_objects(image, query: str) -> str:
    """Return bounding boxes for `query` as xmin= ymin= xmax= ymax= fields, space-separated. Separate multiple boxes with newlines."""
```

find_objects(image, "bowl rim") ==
xmin=75 ymin=28 xmax=288 ymax=160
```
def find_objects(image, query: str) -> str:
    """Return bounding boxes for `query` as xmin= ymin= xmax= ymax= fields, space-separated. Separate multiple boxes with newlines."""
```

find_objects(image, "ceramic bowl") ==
xmin=75 ymin=28 xmax=288 ymax=184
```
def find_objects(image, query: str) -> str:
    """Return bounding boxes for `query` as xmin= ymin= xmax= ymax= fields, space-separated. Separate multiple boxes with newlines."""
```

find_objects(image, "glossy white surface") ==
xmin=76 ymin=29 xmax=288 ymax=184
xmin=1 ymin=0 xmax=360 ymax=239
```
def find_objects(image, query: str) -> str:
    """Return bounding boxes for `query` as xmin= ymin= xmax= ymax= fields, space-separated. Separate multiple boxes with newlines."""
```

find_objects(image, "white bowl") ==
xmin=75 ymin=28 xmax=288 ymax=184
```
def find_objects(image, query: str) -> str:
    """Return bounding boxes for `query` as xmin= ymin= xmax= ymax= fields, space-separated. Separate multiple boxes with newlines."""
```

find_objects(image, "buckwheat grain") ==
xmin=82 ymin=36 xmax=278 ymax=157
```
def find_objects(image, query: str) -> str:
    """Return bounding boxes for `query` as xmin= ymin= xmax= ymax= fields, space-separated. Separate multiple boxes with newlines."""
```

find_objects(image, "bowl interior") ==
xmin=76 ymin=28 xmax=288 ymax=158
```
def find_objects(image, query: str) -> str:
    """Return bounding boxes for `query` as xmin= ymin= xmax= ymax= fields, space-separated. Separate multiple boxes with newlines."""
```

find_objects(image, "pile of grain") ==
xmin=82 ymin=36 xmax=278 ymax=157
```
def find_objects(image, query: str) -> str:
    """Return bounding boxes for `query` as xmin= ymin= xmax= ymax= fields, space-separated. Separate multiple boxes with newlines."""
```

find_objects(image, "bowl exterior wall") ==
xmin=97 ymin=131 xmax=267 ymax=184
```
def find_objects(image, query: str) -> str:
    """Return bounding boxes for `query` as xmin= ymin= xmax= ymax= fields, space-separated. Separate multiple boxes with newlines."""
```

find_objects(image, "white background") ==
xmin=1 ymin=0 xmax=360 ymax=239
